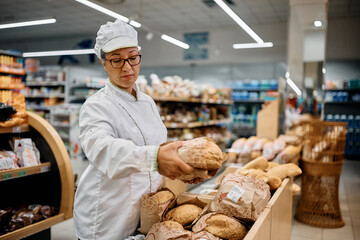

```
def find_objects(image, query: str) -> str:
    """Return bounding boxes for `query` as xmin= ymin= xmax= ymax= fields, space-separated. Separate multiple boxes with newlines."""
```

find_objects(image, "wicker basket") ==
xmin=295 ymin=158 xmax=344 ymax=228
xmin=302 ymin=121 xmax=347 ymax=162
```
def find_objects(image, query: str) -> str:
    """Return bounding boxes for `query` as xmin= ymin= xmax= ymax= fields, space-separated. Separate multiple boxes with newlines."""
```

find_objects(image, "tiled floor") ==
xmin=51 ymin=160 xmax=360 ymax=240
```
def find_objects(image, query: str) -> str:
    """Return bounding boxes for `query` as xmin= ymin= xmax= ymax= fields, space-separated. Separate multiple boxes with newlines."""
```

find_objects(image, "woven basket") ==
xmin=295 ymin=120 xmax=347 ymax=228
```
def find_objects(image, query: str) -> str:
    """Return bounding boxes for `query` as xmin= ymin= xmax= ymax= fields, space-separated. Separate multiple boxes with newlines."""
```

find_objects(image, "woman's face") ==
xmin=101 ymin=47 xmax=140 ymax=93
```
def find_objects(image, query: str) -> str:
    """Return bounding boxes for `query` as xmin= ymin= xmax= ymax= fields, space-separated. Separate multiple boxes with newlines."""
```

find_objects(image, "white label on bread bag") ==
xmin=227 ymin=185 xmax=245 ymax=203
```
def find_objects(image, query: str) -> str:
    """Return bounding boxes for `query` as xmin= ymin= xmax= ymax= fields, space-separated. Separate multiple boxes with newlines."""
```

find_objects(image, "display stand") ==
xmin=0 ymin=111 xmax=74 ymax=240
xmin=256 ymin=98 xmax=280 ymax=140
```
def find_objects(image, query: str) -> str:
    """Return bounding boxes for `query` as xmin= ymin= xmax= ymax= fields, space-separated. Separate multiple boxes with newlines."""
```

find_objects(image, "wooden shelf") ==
xmin=153 ymin=96 xmax=233 ymax=105
xmin=0 ymin=83 xmax=25 ymax=90
xmin=0 ymin=213 xmax=64 ymax=240
xmin=0 ymin=124 xmax=30 ymax=134
xmin=0 ymin=162 xmax=51 ymax=181
xmin=164 ymin=119 xmax=231 ymax=129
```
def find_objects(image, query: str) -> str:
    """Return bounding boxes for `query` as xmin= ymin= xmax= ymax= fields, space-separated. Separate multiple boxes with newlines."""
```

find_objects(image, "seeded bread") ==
xmin=165 ymin=204 xmax=202 ymax=226
xmin=205 ymin=214 xmax=247 ymax=240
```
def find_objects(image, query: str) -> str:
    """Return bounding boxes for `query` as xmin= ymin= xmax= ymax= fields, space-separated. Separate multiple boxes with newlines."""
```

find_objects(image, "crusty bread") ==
xmin=265 ymin=161 xmax=279 ymax=171
xmin=165 ymin=204 xmax=202 ymax=226
xmin=161 ymin=220 xmax=184 ymax=230
xmin=242 ymin=156 xmax=268 ymax=171
xmin=267 ymin=163 xmax=302 ymax=180
xmin=151 ymin=191 xmax=174 ymax=204
xmin=205 ymin=214 xmax=247 ymax=240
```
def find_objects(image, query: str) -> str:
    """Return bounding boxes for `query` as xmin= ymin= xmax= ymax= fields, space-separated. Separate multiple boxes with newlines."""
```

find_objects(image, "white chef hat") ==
xmin=94 ymin=19 xmax=139 ymax=59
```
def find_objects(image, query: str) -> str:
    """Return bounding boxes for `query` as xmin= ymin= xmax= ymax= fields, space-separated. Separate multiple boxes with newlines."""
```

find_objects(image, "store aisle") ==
xmin=51 ymin=160 xmax=360 ymax=240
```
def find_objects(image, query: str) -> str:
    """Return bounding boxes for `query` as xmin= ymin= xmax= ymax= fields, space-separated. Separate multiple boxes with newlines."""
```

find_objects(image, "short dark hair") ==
xmin=100 ymin=49 xmax=106 ymax=61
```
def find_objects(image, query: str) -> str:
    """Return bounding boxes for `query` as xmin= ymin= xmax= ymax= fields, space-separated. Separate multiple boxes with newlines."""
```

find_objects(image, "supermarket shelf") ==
xmin=233 ymin=99 xmax=265 ymax=104
xmin=0 ymin=213 xmax=64 ymax=240
xmin=164 ymin=119 xmax=231 ymax=129
xmin=25 ymin=81 xmax=65 ymax=86
xmin=0 ymin=50 xmax=22 ymax=57
xmin=0 ymin=66 xmax=25 ymax=75
xmin=51 ymin=112 xmax=70 ymax=117
xmin=52 ymin=123 xmax=70 ymax=128
xmin=232 ymin=88 xmax=278 ymax=91
xmin=69 ymin=95 xmax=88 ymax=102
xmin=24 ymin=94 xmax=65 ymax=98
xmin=325 ymin=88 xmax=360 ymax=91
xmin=0 ymin=83 xmax=25 ymax=90
xmin=71 ymin=82 xmax=105 ymax=89
xmin=153 ymin=96 xmax=233 ymax=105
xmin=324 ymin=101 xmax=360 ymax=104
xmin=0 ymin=124 xmax=30 ymax=134
xmin=26 ymin=105 xmax=53 ymax=111
xmin=0 ymin=162 xmax=51 ymax=181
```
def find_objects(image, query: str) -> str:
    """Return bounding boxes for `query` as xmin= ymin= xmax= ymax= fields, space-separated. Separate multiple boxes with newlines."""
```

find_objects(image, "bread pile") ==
xmin=0 ymin=94 xmax=27 ymax=128
xmin=177 ymin=137 xmax=227 ymax=181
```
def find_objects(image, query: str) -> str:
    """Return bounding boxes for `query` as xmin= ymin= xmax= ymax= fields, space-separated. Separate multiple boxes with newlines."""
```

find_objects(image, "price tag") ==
xmin=227 ymin=185 xmax=245 ymax=203
xmin=12 ymin=126 xmax=21 ymax=133
xmin=41 ymin=166 xmax=50 ymax=173
xmin=3 ymin=173 xmax=12 ymax=180
xmin=17 ymin=170 xmax=26 ymax=177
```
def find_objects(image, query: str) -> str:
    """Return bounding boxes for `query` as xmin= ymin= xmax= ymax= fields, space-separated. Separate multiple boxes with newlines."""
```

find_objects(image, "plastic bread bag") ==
xmin=14 ymin=139 xmax=41 ymax=167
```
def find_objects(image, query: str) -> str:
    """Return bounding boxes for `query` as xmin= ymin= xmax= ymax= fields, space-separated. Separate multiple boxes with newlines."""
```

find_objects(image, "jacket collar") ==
xmin=107 ymin=79 xmax=143 ymax=102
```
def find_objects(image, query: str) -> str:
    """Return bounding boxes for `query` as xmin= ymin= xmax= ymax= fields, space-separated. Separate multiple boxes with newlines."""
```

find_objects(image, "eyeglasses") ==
xmin=106 ymin=55 xmax=142 ymax=69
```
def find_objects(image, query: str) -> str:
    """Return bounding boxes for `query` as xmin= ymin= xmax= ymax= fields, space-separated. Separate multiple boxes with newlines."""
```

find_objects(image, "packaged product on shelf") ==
xmin=210 ymin=173 xmax=270 ymax=221
xmin=145 ymin=220 xmax=191 ymax=240
xmin=0 ymin=150 xmax=20 ymax=170
xmin=14 ymin=138 xmax=40 ymax=167
xmin=138 ymin=189 xmax=175 ymax=234
xmin=192 ymin=212 xmax=247 ymax=240
xmin=175 ymin=137 xmax=227 ymax=181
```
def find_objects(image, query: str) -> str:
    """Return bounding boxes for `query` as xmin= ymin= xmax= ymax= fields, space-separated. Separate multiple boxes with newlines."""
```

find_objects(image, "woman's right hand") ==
xmin=157 ymin=141 xmax=194 ymax=180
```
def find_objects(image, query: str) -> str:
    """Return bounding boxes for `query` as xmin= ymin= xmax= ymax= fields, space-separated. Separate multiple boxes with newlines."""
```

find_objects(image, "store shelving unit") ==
xmin=0 ymin=112 xmax=74 ymax=240
xmin=323 ymin=87 xmax=360 ymax=158
xmin=0 ymin=50 xmax=25 ymax=103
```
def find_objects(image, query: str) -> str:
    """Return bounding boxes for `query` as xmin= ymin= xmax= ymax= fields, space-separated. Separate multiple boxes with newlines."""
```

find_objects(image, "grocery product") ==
xmin=242 ymin=156 xmax=268 ymax=170
xmin=176 ymin=137 xmax=227 ymax=181
xmin=274 ymin=145 xmax=302 ymax=164
xmin=145 ymin=220 xmax=191 ymax=240
xmin=210 ymin=173 xmax=270 ymax=221
xmin=266 ymin=163 xmax=302 ymax=180
xmin=192 ymin=213 xmax=247 ymax=240
xmin=164 ymin=204 xmax=203 ymax=226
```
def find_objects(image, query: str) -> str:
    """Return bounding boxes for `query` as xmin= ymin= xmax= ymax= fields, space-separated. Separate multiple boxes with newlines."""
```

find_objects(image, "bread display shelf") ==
xmin=0 ymin=162 xmax=51 ymax=181
xmin=0 ymin=112 xmax=74 ymax=239
xmin=0 ymin=214 xmax=64 ymax=240
xmin=153 ymin=96 xmax=233 ymax=105
xmin=0 ymin=84 xmax=25 ymax=90
xmin=0 ymin=67 xmax=25 ymax=75
xmin=164 ymin=119 xmax=231 ymax=129
xmin=0 ymin=124 xmax=30 ymax=134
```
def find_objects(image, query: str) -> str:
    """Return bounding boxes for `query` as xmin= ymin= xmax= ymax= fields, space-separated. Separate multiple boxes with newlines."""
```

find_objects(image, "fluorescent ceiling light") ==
xmin=75 ymin=0 xmax=129 ymax=23
xmin=0 ymin=18 xmax=56 ymax=30
xmin=129 ymin=20 xmax=141 ymax=28
xmin=214 ymin=0 xmax=264 ymax=44
xmin=161 ymin=35 xmax=190 ymax=49
xmin=286 ymin=77 xmax=302 ymax=97
xmin=314 ymin=20 xmax=322 ymax=27
xmin=23 ymin=49 xmax=95 ymax=57
xmin=233 ymin=42 xmax=273 ymax=49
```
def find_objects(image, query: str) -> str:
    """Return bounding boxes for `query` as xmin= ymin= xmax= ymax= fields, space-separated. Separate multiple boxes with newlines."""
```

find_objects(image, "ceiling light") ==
xmin=0 ymin=18 xmax=56 ymax=30
xmin=214 ymin=0 xmax=264 ymax=43
xmin=233 ymin=42 xmax=273 ymax=49
xmin=314 ymin=20 xmax=322 ymax=27
xmin=129 ymin=20 xmax=141 ymax=28
xmin=286 ymin=76 xmax=302 ymax=97
xmin=75 ymin=0 xmax=129 ymax=23
xmin=23 ymin=49 xmax=95 ymax=57
xmin=161 ymin=35 xmax=190 ymax=49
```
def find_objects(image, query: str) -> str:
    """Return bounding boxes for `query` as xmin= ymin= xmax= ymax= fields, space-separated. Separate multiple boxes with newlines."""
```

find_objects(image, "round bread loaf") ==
xmin=151 ymin=190 xmax=174 ymax=204
xmin=205 ymin=214 xmax=247 ymax=240
xmin=165 ymin=204 xmax=203 ymax=226
xmin=161 ymin=220 xmax=184 ymax=230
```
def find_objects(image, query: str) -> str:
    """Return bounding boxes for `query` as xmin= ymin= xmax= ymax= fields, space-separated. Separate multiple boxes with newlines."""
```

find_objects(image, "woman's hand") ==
xmin=157 ymin=141 xmax=194 ymax=180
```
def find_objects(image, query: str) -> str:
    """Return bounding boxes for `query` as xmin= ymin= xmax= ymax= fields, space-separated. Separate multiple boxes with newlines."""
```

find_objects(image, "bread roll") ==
xmin=151 ymin=190 xmax=174 ymax=204
xmin=267 ymin=163 xmax=302 ymax=180
xmin=205 ymin=214 xmax=247 ymax=240
xmin=161 ymin=220 xmax=184 ymax=230
xmin=242 ymin=156 xmax=268 ymax=171
xmin=165 ymin=204 xmax=203 ymax=226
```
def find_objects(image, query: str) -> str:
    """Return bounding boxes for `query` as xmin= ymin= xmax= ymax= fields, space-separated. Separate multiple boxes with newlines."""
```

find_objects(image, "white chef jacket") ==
xmin=73 ymin=80 xmax=167 ymax=240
